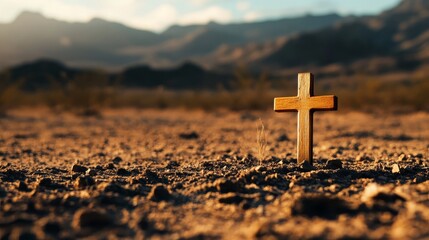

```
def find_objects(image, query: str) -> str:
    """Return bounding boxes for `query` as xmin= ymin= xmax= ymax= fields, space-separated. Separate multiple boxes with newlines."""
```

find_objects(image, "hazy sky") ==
xmin=0 ymin=0 xmax=401 ymax=32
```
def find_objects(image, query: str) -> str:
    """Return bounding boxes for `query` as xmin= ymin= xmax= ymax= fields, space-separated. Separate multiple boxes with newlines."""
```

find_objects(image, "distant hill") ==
xmin=0 ymin=59 xmax=78 ymax=91
xmin=0 ymin=11 xmax=345 ymax=69
xmin=0 ymin=59 xmax=231 ymax=91
xmin=260 ymin=0 xmax=429 ymax=72
xmin=119 ymin=62 xmax=230 ymax=89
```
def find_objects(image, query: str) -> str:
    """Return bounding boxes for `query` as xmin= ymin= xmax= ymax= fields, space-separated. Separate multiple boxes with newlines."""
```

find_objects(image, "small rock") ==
xmin=3 ymin=169 xmax=27 ymax=182
xmin=291 ymin=195 xmax=353 ymax=220
xmin=99 ymin=182 xmax=126 ymax=195
xmin=117 ymin=168 xmax=131 ymax=176
xmin=17 ymin=181 xmax=29 ymax=192
xmin=254 ymin=166 xmax=267 ymax=172
xmin=72 ymin=209 xmax=113 ymax=229
xmin=86 ymin=169 xmax=97 ymax=176
xmin=277 ymin=134 xmax=289 ymax=142
xmin=413 ymin=176 xmax=425 ymax=183
xmin=214 ymin=179 xmax=239 ymax=193
xmin=397 ymin=154 xmax=406 ymax=161
xmin=37 ymin=218 xmax=62 ymax=237
xmin=105 ymin=163 xmax=115 ymax=170
xmin=74 ymin=176 xmax=95 ymax=188
xmin=299 ymin=161 xmax=316 ymax=171
xmin=392 ymin=164 xmax=400 ymax=174
xmin=148 ymin=184 xmax=171 ymax=202
xmin=72 ymin=164 xmax=88 ymax=173
xmin=112 ymin=156 xmax=122 ymax=164
xmin=174 ymin=182 xmax=184 ymax=190
xmin=179 ymin=131 xmax=199 ymax=140
xmin=38 ymin=178 xmax=52 ymax=187
xmin=326 ymin=159 xmax=343 ymax=169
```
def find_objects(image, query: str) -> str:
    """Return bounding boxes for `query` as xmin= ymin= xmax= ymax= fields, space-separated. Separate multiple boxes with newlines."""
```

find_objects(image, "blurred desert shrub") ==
xmin=228 ymin=65 xmax=272 ymax=110
xmin=0 ymin=64 xmax=428 ymax=112
xmin=337 ymin=75 xmax=429 ymax=112
xmin=112 ymin=65 xmax=275 ymax=111
xmin=0 ymin=70 xmax=22 ymax=116
xmin=51 ymin=71 xmax=115 ymax=115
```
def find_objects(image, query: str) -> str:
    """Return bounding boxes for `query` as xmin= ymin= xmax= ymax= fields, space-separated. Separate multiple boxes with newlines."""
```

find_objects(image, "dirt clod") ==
xmin=148 ymin=184 xmax=171 ymax=202
xmin=299 ymin=161 xmax=316 ymax=171
xmin=179 ymin=131 xmax=199 ymax=139
xmin=72 ymin=164 xmax=88 ymax=173
xmin=72 ymin=209 xmax=113 ymax=229
xmin=214 ymin=179 xmax=240 ymax=193
xmin=291 ymin=195 xmax=354 ymax=220
xmin=392 ymin=164 xmax=400 ymax=174
xmin=112 ymin=156 xmax=122 ymax=164
xmin=17 ymin=181 xmax=29 ymax=192
xmin=277 ymin=134 xmax=289 ymax=142
xmin=74 ymin=176 xmax=95 ymax=188
xmin=117 ymin=168 xmax=131 ymax=176
xmin=326 ymin=159 xmax=343 ymax=169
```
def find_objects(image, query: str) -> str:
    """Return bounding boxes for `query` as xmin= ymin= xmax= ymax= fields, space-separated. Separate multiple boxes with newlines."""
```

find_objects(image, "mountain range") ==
xmin=261 ymin=0 xmax=429 ymax=73
xmin=0 ymin=10 xmax=345 ymax=70
xmin=1 ymin=0 xmax=429 ymax=91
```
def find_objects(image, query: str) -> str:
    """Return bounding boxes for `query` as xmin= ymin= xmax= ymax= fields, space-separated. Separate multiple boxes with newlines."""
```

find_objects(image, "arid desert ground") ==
xmin=0 ymin=109 xmax=428 ymax=239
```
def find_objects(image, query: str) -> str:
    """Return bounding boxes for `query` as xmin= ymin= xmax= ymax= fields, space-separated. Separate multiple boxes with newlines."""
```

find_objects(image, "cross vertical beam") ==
xmin=274 ymin=73 xmax=337 ymax=165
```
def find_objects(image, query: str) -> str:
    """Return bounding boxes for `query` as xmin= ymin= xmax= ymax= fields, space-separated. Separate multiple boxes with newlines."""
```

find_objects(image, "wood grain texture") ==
xmin=274 ymin=72 xmax=338 ymax=165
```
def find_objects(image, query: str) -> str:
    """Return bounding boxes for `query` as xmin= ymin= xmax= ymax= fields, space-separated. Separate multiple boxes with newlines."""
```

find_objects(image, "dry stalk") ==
xmin=256 ymin=118 xmax=268 ymax=165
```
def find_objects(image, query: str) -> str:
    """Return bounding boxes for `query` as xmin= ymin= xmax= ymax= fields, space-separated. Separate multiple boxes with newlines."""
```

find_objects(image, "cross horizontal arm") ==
xmin=308 ymin=95 xmax=338 ymax=111
xmin=274 ymin=97 xmax=300 ymax=112
xmin=274 ymin=95 xmax=337 ymax=112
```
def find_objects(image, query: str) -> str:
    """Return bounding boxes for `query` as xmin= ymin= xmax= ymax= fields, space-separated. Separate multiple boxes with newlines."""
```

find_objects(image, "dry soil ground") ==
xmin=0 ymin=109 xmax=428 ymax=239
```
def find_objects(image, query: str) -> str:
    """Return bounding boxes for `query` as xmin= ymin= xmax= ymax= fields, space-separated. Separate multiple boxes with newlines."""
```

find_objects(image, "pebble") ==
xmin=112 ymin=156 xmax=123 ymax=164
xmin=299 ymin=161 xmax=316 ymax=171
xmin=38 ymin=178 xmax=52 ymax=187
xmin=72 ymin=164 xmax=88 ymax=173
xmin=99 ymin=182 xmax=127 ymax=195
xmin=148 ymin=184 xmax=171 ymax=202
xmin=37 ymin=218 xmax=62 ymax=237
xmin=291 ymin=195 xmax=353 ymax=219
xmin=326 ymin=159 xmax=343 ymax=169
xmin=17 ymin=181 xmax=29 ymax=192
xmin=179 ymin=131 xmax=199 ymax=140
xmin=105 ymin=163 xmax=115 ymax=170
xmin=391 ymin=164 xmax=400 ymax=174
xmin=74 ymin=176 xmax=95 ymax=188
xmin=214 ymin=179 xmax=239 ymax=193
xmin=117 ymin=168 xmax=131 ymax=176
xmin=86 ymin=169 xmax=97 ymax=176
xmin=397 ymin=154 xmax=406 ymax=161
xmin=72 ymin=208 xmax=113 ymax=229
xmin=277 ymin=134 xmax=289 ymax=142
xmin=254 ymin=166 xmax=267 ymax=172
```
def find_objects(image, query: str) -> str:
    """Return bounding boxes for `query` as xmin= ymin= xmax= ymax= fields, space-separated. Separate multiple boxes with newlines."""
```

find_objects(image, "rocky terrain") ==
xmin=0 ymin=109 xmax=428 ymax=239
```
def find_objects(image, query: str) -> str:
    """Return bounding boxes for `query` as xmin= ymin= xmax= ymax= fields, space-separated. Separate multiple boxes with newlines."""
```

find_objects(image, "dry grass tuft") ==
xmin=256 ymin=118 xmax=269 ymax=165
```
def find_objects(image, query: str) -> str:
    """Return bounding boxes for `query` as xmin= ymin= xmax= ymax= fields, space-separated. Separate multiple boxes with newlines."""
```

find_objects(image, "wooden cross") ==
xmin=274 ymin=73 xmax=337 ymax=165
